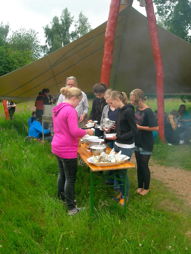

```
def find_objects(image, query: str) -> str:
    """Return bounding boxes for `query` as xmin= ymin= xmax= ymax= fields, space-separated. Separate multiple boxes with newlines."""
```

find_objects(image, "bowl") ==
xmin=90 ymin=144 xmax=106 ymax=155
xmin=89 ymin=138 xmax=104 ymax=146
xmin=105 ymin=133 xmax=116 ymax=139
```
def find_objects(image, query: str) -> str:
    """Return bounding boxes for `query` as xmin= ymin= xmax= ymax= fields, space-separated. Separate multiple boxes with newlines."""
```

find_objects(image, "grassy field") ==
xmin=0 ymin=100 xmax=191 ymax=253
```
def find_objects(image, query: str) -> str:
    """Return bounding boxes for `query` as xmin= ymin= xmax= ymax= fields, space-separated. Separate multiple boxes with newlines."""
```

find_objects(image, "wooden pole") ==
xmin=2 ymin=100 xmax=10 ymax=120
xmin=100 ymin=0 xmax=121 ymax=87
xmin=145 ymin=0 xmax=165 ymax=141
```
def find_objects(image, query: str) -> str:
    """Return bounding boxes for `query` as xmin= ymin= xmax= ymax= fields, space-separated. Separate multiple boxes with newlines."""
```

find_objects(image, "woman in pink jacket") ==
xmin=51 ymin=87 xmax=93 ymax=215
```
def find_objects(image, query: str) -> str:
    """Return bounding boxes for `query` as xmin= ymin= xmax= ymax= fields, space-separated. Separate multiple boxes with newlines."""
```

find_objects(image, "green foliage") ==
xmin=43 ymin=8 xmax=91 ymax=54
xmin=0 ymin=109 xmax=191 ymax=253
xmin=0 ymin=23 xmax=9 ymax=46
xmin=154 ymin=0 xmax=191 ymax=42
xmin=0 ymin=24 xmax=42 ymax=76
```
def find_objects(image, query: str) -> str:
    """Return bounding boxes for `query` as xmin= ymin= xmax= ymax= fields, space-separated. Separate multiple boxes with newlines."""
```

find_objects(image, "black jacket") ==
xmin=116 ymin=104 xmax=137 ymax=144
xmin=90 ymin=97 xmax=107 ymax=124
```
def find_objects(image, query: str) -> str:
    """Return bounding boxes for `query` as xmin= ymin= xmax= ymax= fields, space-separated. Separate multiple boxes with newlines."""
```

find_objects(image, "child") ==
xmin=51 ymin=87 xmax=94 ymax=215
xmin=106 ymin=91 xmax=137 ymax=205
xmin=130 ymin=89 xmax=158 ymax=196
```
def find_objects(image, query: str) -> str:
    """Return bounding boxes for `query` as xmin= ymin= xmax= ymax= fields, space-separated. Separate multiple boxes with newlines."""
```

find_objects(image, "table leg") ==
xmin=124 ymin=169 xmax=129 ymax=212
xmin=90 ymin=170 xmax=95 ymax=216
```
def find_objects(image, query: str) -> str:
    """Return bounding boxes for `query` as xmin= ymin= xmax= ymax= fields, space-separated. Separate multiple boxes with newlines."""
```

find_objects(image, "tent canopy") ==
xmin=0 ymin=6 xmax=191 ymax=101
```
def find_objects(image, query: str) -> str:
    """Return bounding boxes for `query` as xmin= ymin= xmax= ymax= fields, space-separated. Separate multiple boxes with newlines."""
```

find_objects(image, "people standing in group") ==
xmin=57 ymin=76 xmax=89 ymax=127
xmin=7 ymin=100 xmax=16 ymax=120
xmin=106 ymin=90 xmax=137 ymax=206
xmin=35 ymin=88 xmax=53 ymax=118
xmin=52 ymin=87 xmax=94 ymax=216
xmin=130 ymin=88 xmax=158 ymax=196
xmin=89 ymin=83 xmax=107 ymax=136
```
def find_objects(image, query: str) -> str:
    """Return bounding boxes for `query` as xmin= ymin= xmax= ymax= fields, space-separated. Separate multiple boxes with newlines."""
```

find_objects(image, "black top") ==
xmin=90 ymin=97 xmax=107 ymax=124
xmin=116 ymin=104 xmax=137 ymax=144
xmin=108 ymin=108 xmax=119 ymax=122
xmin=135 ymin=108 xmax=157 ymax=152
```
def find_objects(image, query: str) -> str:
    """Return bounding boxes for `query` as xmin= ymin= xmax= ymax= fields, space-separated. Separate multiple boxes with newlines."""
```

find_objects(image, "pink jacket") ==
xmin=51 ymin=103 xmax=86 ymax=159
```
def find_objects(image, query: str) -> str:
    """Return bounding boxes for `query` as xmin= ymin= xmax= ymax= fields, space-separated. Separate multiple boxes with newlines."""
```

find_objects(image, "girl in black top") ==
xmin=130 ymin=89 xmax=158 ymax=196
xmin=106 ymin=91 xmax=137 ymax=205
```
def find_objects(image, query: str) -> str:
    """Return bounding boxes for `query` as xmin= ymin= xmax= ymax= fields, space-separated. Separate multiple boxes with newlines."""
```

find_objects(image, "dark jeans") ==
xmin=57 ymin=157 xmax=78 ymax=210
xmin=113 ymin=144 xmax=134 ymax=198
xmin=8 ymin=108 xmax=15 ymax=120
xmin=135 ymin=151 xmax=151 ymax=190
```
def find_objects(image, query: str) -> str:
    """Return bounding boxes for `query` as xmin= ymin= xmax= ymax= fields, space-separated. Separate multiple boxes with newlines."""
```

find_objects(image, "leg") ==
xmin=135 ymin=151 xmax=144 ymax=190
xmin=141 ymin=154 xmax=151 ymax=190
xmin=56 ymin=157 xmax=66 ymax=201
xmin=62 ymin=158 xmax=78 ymax=210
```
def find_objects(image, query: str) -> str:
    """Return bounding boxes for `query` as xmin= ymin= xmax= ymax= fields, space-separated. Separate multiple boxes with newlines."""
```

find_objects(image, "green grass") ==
xmin=0 ymin=106 xmax=191 ymax=253
xmin=153 ymin=141 xmax=191 ymax=171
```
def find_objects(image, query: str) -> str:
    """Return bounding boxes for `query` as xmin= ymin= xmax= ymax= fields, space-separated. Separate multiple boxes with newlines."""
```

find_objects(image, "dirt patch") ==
xmin=150 ymin=161 xmax=191 ymax=207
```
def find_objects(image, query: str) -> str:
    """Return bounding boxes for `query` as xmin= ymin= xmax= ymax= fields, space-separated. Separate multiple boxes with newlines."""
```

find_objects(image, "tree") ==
xmin=8 ymin=29 xmax=41 ymax=59
xmin=0 ymin=25 xmax=42 ymax=76
xmin=43 ymin=8 xmax=91 ymax=53
xmin=0 ymin=23 xmax=9 ymax=46
xmin=154 ymin=0 xmax=191 ymax=42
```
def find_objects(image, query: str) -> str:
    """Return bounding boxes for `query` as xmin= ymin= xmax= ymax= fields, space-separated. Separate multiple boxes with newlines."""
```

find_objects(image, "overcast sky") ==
xmin=0 ymin=0 xmax=146 ymax=44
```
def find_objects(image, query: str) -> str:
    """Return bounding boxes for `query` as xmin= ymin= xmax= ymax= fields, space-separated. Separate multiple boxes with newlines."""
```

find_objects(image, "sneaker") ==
xmin=68 ymin=208 xmax=80 ymax=216
xmin=118 ymin=198 xmax=128 ymax=206
xmin=179 ymin=140 xmax=184 ymax=145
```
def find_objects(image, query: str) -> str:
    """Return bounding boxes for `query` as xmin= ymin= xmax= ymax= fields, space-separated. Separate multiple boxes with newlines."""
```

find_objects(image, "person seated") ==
xmin=177 ymin=105 xmax=191 ymax=144
xmin=28 ymin=111 xmax=37 ymax=127
xmin=28 ymin=116 xmax=51 ymax=141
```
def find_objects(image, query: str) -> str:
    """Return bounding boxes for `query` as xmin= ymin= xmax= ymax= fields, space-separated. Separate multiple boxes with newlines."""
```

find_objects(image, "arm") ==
xmin=79 ymin=93 xmax=89 ymax=122
xmin=137 ymin=125 xmax=159 ymax=131
xmin=34 ymin=121 xmax=50 ymax=135
xmin=67 ymin=110 xmax=86 ymax=138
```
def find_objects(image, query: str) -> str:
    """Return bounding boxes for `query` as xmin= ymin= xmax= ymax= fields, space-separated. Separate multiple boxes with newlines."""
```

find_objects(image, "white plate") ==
xmin=87 ymin=155 xmax=129 ymax=167
xmin=85 ymin=123 xmax=95 ymax=128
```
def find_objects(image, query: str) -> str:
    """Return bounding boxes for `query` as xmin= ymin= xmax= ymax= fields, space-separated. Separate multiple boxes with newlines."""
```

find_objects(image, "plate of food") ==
xmin=87 ymin=151 xmax=129 ymax=166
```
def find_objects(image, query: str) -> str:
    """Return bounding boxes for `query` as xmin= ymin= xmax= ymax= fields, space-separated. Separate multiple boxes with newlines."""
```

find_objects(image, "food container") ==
xmin=89 ymin=138 xmax=104 ymax=146
xmin=105 ymin=133 xmax=116 ymax=139
xmin=90 ymin=144 xmax=106 ymax=155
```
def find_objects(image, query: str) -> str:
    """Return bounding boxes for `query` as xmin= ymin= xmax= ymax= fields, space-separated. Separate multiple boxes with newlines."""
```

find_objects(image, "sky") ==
xmin=0 ymin=0 xmax=146 ymax=44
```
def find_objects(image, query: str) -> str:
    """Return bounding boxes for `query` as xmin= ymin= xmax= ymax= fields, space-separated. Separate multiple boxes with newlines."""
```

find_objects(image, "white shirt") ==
xmin=57 ymin=91 xmax=89 ymax=118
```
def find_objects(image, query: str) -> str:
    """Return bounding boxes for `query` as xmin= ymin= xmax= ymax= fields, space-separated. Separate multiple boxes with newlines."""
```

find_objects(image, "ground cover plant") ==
xmin=0 ymin=100 xmax=191 ymax=253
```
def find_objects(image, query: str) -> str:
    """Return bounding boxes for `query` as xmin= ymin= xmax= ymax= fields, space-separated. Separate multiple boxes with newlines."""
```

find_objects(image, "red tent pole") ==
xmin=145 ymin=0 xmax=165 ymax=141
xmin=2 ymin=100 xmax=10 ymax=120
xmin=100 ymin=0 xmax=121 ymax=87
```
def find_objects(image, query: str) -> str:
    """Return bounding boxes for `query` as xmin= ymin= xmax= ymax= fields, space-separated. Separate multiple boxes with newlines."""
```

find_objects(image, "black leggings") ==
xmin=57 ymin=157 xmax=77 ymax=210
xmin=135 ymin=151 xmax=151 ymax=190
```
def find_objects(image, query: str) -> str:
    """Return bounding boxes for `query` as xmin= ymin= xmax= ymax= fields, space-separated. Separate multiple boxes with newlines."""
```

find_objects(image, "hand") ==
xmin=105 ymin=136 xmax=116 ymax=140
xmin=86 ymin=129 xmax=94 ymax=135
xmin=136 ymin=124 xmax=142 ymax=129
xmin=79 ymin=114 xmax=85 ymax=123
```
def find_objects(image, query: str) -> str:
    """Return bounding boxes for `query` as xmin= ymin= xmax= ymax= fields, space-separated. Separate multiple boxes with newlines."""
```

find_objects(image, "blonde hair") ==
xmin=104 ymin=89 xmax=112 ymax=99
xmin=110 ymin=90 xmax=128 ymax=105
xmin=130 ymin=88 xmax=146 ymax=103
xmin=60 ymin=87 xmax=82 ymax=99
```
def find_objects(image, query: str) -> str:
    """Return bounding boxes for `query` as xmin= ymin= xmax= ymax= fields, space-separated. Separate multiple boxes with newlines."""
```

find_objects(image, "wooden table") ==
xmin=78 ymin=143 xmax=135 ymax=216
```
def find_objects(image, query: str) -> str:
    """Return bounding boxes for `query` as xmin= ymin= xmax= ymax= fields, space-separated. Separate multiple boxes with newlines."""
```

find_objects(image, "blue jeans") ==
xmin=113 ymin=144 xmax=134 ymax=198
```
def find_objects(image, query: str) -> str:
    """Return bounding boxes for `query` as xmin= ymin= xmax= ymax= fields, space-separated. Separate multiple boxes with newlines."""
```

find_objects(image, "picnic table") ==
xmin=78 ymin=143 xmax=135 ymax=216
